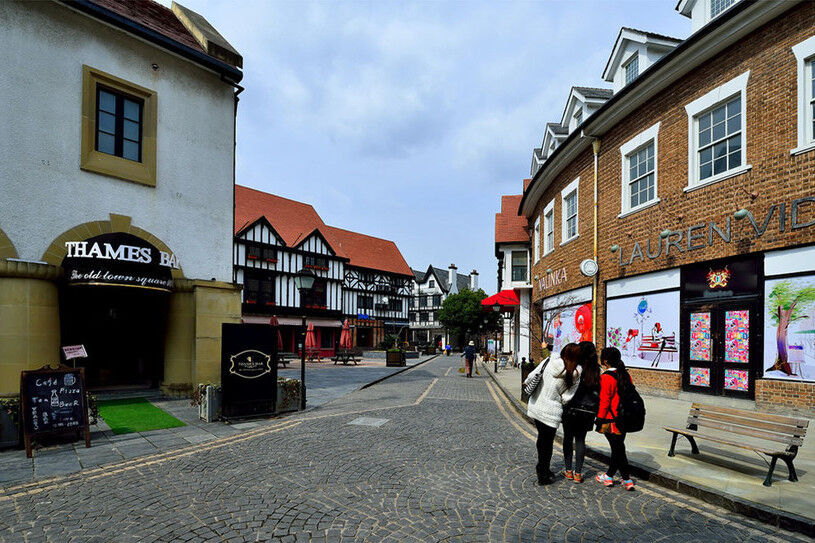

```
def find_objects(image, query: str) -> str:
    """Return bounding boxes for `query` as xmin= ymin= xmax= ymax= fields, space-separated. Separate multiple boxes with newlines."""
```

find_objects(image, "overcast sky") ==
xmin=162 ymin=0 xmax=689 ymax=290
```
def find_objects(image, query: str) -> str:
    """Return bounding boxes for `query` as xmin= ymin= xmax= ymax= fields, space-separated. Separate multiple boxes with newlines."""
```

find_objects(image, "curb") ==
xmin=359 ymin=354 xmax=439 ymax=390
xmin=481 ymin=361 xmax=815 ymax=538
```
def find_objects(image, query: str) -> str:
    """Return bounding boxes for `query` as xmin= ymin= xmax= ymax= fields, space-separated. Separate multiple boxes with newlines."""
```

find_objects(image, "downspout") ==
xmin=591 ymin=139 xmax=600 ymax=342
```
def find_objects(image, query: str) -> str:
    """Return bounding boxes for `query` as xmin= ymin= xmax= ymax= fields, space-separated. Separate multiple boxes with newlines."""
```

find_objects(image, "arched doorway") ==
xmin=44 ymin=219 xmax=182 ymax=390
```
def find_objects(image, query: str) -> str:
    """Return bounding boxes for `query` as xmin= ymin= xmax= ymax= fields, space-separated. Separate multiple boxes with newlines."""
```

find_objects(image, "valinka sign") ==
xmin=62 ymin=233 xmax=179 ymax=291
xmin=615 ymin=196 xmax=814 ymax=268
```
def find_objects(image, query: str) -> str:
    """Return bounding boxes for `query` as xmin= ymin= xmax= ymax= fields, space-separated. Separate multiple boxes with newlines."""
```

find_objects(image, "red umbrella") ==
xmin=481 ymin=289 xmax=520 ymax=312
xmin=305 ymin=322 xmax=317 ymax=352
xmin=269 ymin=315 xmax=284 ymax=350
xmin=339 ymin=319 xmax=352 ymax=349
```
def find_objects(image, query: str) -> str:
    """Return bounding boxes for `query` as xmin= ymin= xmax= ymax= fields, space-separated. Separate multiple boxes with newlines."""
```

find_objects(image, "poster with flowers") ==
xmin=542 ymin=303 xmax=592 ymax=355
xmin=689 ymin=367 xmax=710 ymax=387
xmin=724 ymin=310 xmax=749 ymax=364
xmin=605 ymin=291 xmax=680 ymax=371
xmin=690 ymin=312 xmax=711 ymax=362
xmin=763 ymin=275 xmax=815 ymax=382
xmin=724 ymin=369 xmax=749 ymax=391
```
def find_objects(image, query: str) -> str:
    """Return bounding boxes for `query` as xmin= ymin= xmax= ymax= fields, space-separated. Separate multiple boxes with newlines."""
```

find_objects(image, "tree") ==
xmin=438 ymin=288 xmax=501 ymax=344
xmin=766 ymin=280 xmax=815 ymax=375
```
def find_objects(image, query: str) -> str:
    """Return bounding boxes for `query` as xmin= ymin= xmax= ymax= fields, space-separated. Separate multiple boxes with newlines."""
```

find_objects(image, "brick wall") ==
xmin=523 ymin=3 xmax=815 ymax=405
xmin=629 ymin=368 xmax=682 ymax=398
xmin=755 ymin=379 xmax=815 ymax=415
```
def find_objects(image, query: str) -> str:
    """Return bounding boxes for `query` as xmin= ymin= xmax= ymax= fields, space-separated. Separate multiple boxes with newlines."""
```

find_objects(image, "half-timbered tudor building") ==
xmin=409 ymin=264 xmax=479 ymax=347
xmin=234 ymin=186 xmax=412 ymax=355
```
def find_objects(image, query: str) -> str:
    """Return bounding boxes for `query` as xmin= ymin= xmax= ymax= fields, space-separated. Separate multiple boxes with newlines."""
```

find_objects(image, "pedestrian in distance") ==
xmin=461 ymin=341 xmax=476 ymax=378
xmin=523 ymin=343 xmax=582 ymax=485
xmin=596 ymin=347 xmax=636 ymax=491
xmin=445 ymin=344 xmax=451 ymax=356
xmin=561 ymin=341 xmax=601 ymax=483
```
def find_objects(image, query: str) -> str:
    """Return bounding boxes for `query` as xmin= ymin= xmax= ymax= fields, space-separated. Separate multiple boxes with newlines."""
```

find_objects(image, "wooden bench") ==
xmin=276 ymin=353 xmax=295 ymax=367
xmin=664 ymin=402 xmax=808 ymax=487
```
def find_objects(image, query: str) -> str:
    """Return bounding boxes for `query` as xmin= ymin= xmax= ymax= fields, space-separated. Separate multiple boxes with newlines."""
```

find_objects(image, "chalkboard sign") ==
xmin=221 ymin=323 xmax=278 ymax=419
xmin=20 ymin=365 xmax=90 ymax=458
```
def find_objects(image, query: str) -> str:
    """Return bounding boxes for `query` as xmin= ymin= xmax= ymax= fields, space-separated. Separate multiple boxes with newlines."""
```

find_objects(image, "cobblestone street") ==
xmin=0 ymin=356 xmax=805 ymax=542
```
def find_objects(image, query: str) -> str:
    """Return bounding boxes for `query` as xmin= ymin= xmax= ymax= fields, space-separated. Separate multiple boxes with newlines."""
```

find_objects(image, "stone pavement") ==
xmin=0 ymin=354 xmax=437 ymax=487
xmin=0 ymin=355 xmax=807 ymax=542
xmin=482 ymin=360 xmax=815 ymax=532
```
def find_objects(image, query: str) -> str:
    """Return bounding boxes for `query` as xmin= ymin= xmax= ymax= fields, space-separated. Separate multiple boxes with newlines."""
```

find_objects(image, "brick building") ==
xmin=517 ymin=0 xmax=815 ymax=412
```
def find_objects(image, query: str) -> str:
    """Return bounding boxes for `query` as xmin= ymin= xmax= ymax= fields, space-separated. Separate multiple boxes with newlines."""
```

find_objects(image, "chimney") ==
xmin=469 ymin=269 xmax=479 ymax=290
xmin=448 ymin=263 xmax=458 ymax=294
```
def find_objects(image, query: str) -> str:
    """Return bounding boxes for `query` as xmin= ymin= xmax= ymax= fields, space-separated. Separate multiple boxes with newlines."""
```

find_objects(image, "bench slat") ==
xmin=664 ymin=427 xmax=793 ymax=456
xmin=686 ymin=417 xmax=803 ymax=446
xmin=689 ymin=410 xmax=807 ymax=437
xmin=690 ymin=403 xmax=809 ymax=428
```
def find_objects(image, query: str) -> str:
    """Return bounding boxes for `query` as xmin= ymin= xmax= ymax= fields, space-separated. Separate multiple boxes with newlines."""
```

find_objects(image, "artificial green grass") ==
xmin=97 ymin=397 xmax=186 ymax=435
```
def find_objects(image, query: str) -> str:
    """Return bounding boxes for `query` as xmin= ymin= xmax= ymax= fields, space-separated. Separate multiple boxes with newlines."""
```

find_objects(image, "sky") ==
xmin=161 ymin=0 xmax=690 ymax=291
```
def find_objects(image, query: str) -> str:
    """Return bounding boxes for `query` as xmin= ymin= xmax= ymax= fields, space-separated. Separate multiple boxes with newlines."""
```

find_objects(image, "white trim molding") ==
xmin=543 ymin=199 xmax=555 ymax=256
xmin=533 ymin=216 xmax=541 ymax=263
xmin=792 ymin=35 xmax=815 ymax=155
xmin=619 ymin=121 xmax=660 ymax=216
xmin=560 ymin=177 xmax=579 ymax=246
xmin=684 ymin=70 xmax=750 ymax=190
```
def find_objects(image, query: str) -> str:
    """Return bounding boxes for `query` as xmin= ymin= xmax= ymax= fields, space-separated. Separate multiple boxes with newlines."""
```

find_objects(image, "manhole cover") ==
xmin=348 ymin=417 xmax=389 ymax=427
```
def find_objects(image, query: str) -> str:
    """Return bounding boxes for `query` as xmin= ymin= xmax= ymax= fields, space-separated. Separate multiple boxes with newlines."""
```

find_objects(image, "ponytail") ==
xmin=600 ymin=347 xmax=630 ymax=383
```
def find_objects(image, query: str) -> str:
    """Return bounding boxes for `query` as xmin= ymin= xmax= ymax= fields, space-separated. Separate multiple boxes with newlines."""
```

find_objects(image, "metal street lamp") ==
xmin=294 ymin=268 xmax=316 ymax=411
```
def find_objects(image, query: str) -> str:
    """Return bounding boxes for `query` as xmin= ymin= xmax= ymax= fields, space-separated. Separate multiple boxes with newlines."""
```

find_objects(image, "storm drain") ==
xmin=348 ymin=417 xmax=389 ymax=427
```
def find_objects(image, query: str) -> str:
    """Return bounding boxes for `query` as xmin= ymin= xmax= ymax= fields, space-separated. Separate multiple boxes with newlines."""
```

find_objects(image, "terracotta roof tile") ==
xmin=90 ymin=0 xmax=206 ymax=53
xmin=323 ymin=226 xmax=413 ymax=277
xmin=495 ymin=194 xmax=528 ymax=244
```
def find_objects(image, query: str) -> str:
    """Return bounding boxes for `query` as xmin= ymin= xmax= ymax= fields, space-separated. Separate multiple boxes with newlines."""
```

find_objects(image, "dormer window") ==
xmin=574 ymin=109 xmax=583 ymax=127
xmin=624 ymin=55 xmax=639 ymax=85
xmin=710 ymin=0 xmax=737 ymax=18
xmin=429 ymin=280 xmax=435 ymax=288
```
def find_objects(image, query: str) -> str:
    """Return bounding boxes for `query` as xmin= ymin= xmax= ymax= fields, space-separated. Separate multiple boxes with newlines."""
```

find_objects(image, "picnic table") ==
xmin=305 ymin=348 xmax=322 ymax=362
xmin=332 ymin=348 xmax=362 ymax=365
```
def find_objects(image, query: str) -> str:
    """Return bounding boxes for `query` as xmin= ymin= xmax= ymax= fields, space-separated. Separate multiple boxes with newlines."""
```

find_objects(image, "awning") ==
xmin=242 ymin=316 xmax=343 ymax=327
xmin=481 ymin=290 xmax=520 ymax=312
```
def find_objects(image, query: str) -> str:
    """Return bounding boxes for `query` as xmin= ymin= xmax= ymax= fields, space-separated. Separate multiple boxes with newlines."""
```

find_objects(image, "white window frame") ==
xmin=684 ymin=71 xmax=751 ymax=192
xmin=543 ymin=199 xmax=555 ymax=256
xmin=619 ymin=122 xmax=660 ymax=217
xmin=560 ymin=178 xmax=579 ymax=246
xmin=533 ymin=216 xmax=541 ymax=262
xmin=792 ymin=35 xmax=815 ymax=156
xmin=623 ymin=53 xmax=639 ymax=86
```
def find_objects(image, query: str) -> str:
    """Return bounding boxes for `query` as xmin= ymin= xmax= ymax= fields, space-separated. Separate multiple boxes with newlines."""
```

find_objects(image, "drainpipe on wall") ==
xmin=591 ymin=138 xmax=600 ymax=342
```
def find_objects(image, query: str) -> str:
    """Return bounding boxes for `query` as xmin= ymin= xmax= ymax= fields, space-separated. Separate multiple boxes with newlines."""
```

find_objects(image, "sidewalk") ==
xmin=482 ymin=360 xmax=815 ymax=534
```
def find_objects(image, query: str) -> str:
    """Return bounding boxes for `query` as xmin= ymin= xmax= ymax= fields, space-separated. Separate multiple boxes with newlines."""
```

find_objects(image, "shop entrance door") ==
xmin=682 ymin=301 xmax=759 ymax=399
xmin=357 ymin=327 xmax=372 ymax=347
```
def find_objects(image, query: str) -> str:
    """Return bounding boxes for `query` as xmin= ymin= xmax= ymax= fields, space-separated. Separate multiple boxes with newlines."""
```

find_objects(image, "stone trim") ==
xmin=0 ymin=260 xmax=62 ymax=281
xmin=0 ymin=227 xmax=18 ymax=260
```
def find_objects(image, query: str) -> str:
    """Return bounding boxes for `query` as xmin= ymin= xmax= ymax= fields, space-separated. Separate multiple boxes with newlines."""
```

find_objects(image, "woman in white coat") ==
xmin=524 ymin=343 xmax=582 ymax=485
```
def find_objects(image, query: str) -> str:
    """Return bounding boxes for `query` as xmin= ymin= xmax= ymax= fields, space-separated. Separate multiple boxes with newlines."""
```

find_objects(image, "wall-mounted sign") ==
xmin=580 ymin=259 xmax=598 ymax=277
xmin=62 ymin=233 xmax=176 ymax=291
xmin=537 ymin=267 xmax=567 ymax=291
xmin=682 ymin=257 xmax=759 ymax=300
xmin=706 ymin=266 xmax=731 ymax=289
xmin=615 ymin=196 xmax=814 ymax=268
xmin=61 ymin=345 xmax=87 ymax=360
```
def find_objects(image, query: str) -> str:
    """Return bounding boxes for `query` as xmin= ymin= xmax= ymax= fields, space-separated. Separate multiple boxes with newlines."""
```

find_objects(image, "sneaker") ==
xmin=563 ymin=470 xmax=573 ymax=480
xmin=623 ymin=479 xmax=635 ymax=491
xmin=596 ymin=473 xmax=614 ymax=487
xmin=573 ymin=473 xmax=583 ymax=483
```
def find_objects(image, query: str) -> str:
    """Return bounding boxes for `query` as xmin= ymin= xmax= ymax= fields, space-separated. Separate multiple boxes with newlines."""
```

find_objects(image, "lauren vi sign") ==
xmin=615 ymin=196 xmax=814 ymax=268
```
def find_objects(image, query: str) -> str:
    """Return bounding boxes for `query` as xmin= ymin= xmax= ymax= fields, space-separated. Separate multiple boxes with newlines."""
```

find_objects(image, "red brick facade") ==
xmin=525 ymin=3 xmax=815 ymax=413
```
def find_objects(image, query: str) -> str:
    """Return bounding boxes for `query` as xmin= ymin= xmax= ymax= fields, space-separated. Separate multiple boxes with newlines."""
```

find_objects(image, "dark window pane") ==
xmin=98 ymin=90 xmax=116 ymax=114
xmin=700 ymin=147 xmax=712 ymax=164
xmin=728 ymin=151 xmax=741 ymax=169
xmin=713 ymin=141 xmax=727 ymax=159
xmin=122 ymin=140 xmax=139 ymax=161
xmin=123 ymin=120 xmax=139 ymax=141
xmin=698 ymin=114 xmax=710 ymax=131
xmin=728 ymin=133 xmax=741 ymax=153
xmin=124 ymin=99 xmax=140 ymax=121
xmin=98 ymin=111 xmax=116 ymax=134
xmin=712 ymin=104 xmax=726 ymax=125
xmin=726 ymin=96 xmax=740 ymax=117
xmin=698 ymin=127 xmax=710 ymax=147
xmin=97 ymin=132 xmax=115 ymax=155
xmin=712 ymin=119 xmax=726 ymax=141
xmin=713 ymin=156 xmax=727 ymax=174
xmin=727 ymin=113 xmax=740 ymax=134
xmin=700 ymin=162 xmax=712 ymax=180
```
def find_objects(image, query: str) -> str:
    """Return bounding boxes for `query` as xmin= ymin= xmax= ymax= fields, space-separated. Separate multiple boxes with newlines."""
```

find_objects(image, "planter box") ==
xmin=386 ymin=351 xmax=406 ymax=367
xmin=0 ymin=406 xmax=20 ymax=449
xmin=277 ymin=380 xmax=301 ymax=412
xmin=199 ymin=386 xmax=222 ymax=423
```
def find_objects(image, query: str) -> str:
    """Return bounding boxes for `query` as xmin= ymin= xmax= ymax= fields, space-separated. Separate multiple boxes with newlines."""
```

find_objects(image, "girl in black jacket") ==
xmin=561 ymin=341 xmax=601 ymax=483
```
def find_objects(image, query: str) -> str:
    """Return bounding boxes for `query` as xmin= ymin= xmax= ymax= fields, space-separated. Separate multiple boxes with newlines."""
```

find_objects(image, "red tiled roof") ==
xmin=495 ymin=194 xmax=528 ymax=244
xmin=235 ymin=186 xmax=412 ymax=276
xmin=523 ymin=178 xmax=532 ymax=191
xmin=91 ymin=0 xmax=205 ymax=53
xmin=323 ymin=226 xmax=413 ymax=277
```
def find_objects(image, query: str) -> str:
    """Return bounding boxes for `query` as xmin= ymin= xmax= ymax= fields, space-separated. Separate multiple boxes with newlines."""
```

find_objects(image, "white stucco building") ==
xmin=409 ymin=264 xmax=478 ymax=347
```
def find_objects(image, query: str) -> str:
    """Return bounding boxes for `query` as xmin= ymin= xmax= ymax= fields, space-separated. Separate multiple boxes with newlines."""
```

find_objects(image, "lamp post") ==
xmin=293 ymin=268 xmax=316 ymax=411
xmin=492 ymin=303 xmax=501 ymax=372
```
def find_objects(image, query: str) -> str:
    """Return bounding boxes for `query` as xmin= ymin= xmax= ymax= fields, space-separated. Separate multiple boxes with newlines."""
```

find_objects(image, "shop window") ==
xmin=619 ymin=122 xmax=660 ymax=217
xmin=543 ymin=200 xmax=554 ymax=256
xmin=511 ymin=250 xmax=527 ymax=282
xmin=684 ymin=71 xmax=750 ymax=191
xmin=533 ymin=216 xmax=540 ymax=262
xmin=624 ymin=54 xmax=639 ymax=85
xmin=301 ymin=279 xmax=327 ymax=309
xmin=792 ymin=36 xmax=815 ymax=155
xmin=389 ymin=298 xmax=402 ymax=311
xmin=81 ymin=65 xmax=157 ymax=187
xmin=244 ymin=271 xmax=275 ymax=307
xmin=357 ymin=295 xmax=373 ymax=310
xmin=560 ymin=178 xmax=579 ymax=244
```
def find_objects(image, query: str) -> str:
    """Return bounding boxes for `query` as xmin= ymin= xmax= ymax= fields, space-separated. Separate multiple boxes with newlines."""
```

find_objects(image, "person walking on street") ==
xmin=596 ymin=347 xmax=635 ymax=491
xmin=561 ymin=341 xmax=601 ymax=483
xmin=462 ymin=341 xmax=476 ymax=378
xmin=445 ymin=344 xmax=451 ymax=357
xmin=523 ymin=343 xmax=581 ymax=485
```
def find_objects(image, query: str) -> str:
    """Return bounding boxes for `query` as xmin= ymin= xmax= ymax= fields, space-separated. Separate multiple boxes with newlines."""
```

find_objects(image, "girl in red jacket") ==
xmin=596 ymin=347 xmax=635 ymax=491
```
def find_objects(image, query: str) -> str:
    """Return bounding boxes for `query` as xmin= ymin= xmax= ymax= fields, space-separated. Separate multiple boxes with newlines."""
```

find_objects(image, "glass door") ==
xmin=683 ymin=302 xmax=758 ymax=398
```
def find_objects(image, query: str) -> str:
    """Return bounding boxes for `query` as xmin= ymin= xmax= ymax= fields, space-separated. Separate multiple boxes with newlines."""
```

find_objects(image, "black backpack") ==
xmin=565 ymin=382 xmax=600 ymax=419
xmin=608 ymin=371 xmax=646 ymax=433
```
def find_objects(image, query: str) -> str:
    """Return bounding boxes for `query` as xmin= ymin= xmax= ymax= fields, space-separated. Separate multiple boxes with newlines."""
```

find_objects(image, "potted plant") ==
xmin=277 ymin=377 xmax=301 ymax=412
xmin=191 ymin=384 xmax=222 ymax=422
xmin=386 ymin=348 xmax=406 ymax=367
